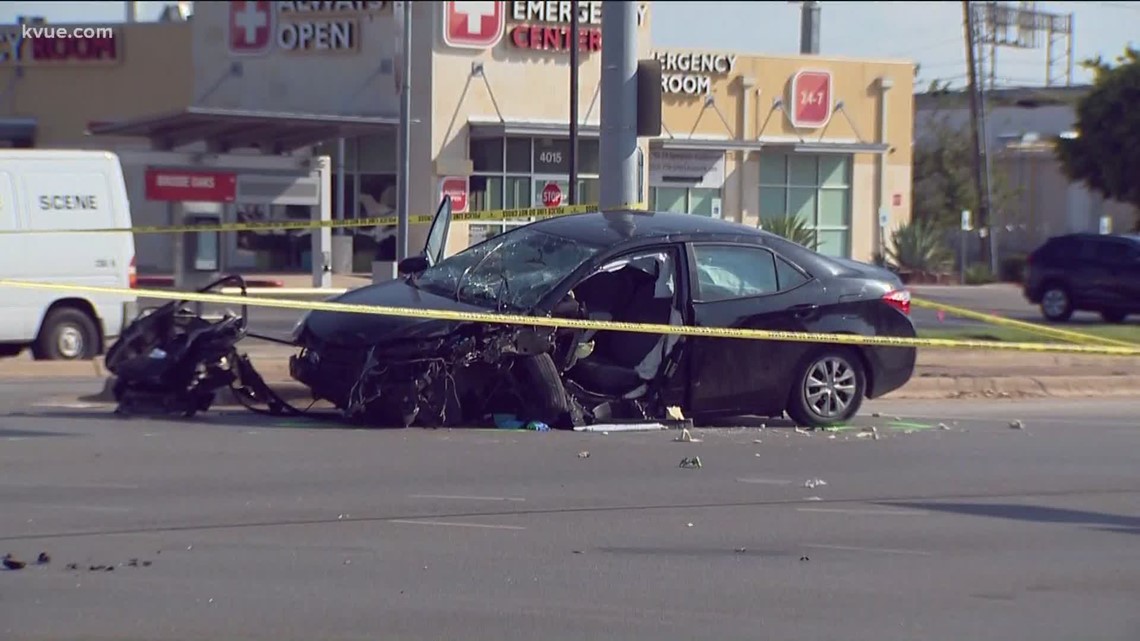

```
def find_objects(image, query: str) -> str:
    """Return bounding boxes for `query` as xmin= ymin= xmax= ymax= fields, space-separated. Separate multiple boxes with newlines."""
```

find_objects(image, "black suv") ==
xmin=1023 ymin=233 xmax=1140 ymax=323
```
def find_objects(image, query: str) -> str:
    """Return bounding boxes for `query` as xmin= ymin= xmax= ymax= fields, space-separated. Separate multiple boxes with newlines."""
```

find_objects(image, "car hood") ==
xmin=298 ymin=278 xmax=494 ymax=347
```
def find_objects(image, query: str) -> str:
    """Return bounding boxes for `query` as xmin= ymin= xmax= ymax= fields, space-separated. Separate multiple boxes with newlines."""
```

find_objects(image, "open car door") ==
xmin=423 ymin=196 xmax=453 ymax=267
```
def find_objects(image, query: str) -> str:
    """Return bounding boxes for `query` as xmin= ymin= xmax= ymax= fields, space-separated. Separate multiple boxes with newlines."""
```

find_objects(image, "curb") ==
xmin=137 ymin=276 xmax=286 ymax=288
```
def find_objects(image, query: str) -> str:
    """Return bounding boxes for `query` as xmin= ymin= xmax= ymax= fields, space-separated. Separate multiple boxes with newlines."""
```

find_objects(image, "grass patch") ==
xmin=918 ymin=324 xmax=1140 ymax=345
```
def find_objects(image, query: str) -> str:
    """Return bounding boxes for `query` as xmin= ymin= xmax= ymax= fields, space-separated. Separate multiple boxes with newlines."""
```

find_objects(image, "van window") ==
xmin=20 ymin=172 xmax=113 ymax=231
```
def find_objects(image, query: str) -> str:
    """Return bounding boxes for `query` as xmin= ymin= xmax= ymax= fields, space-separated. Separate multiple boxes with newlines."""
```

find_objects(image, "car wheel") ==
xmin=1040 ymin=285 xmax=1073 ymax=322
xmin=1100 ymin=310 xmax=1128 ymax=324
xmin=514 ymin=353 xmax=576 ymax=429
xmin=33 ymin=308 xmax=99 ymax=361
xmin=787 ymin=349 xmax=867 ymax=428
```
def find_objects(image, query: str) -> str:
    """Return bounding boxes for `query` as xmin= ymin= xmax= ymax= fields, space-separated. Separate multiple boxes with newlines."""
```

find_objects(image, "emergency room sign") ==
xmin=790 ymin=70 xmax=833 ymax=129
xmin=145 ymin=169 xmax=238 ymax=203
xmin=439 ymin=176 xmax=469 ymax=213
xmin=442 ymin=1 xmax=505 ymax=49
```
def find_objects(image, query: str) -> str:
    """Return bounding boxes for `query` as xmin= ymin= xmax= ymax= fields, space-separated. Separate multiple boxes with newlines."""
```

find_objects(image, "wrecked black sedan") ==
xmin=290 ymin=202 xmax=917 ymax=429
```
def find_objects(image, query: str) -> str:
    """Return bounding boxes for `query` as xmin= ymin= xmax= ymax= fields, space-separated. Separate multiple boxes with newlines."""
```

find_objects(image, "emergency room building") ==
xmin=0 ymin=0 xmax=915 ymax=274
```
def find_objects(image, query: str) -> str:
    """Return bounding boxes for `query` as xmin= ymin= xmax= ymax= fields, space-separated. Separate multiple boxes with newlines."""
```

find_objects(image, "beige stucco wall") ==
xmin=0 ymin=21 xmax=193 ymax=147
xmin=430 ymin=1 xmax=653 ymax=256
xmin=653 ymin=50 xmax=915 ymax=261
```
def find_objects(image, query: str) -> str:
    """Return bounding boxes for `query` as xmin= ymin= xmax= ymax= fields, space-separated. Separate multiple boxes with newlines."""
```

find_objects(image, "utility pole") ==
xmin=396 ymin=0 xmax=412 ymax=261
xmin=963 ymin=0 xmax=991 ymax=267
xmin=599 ymin=0 xmax=638 ymax=208
xmin=799 ymin=1 xmax=821 ymax=54
xmin=568 ymin=0 xmax=580 ymax=205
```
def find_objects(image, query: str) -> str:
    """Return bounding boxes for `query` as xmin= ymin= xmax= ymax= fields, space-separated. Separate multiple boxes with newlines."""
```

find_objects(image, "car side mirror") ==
xmin=398 ymin=255 xmax=429 ymax=275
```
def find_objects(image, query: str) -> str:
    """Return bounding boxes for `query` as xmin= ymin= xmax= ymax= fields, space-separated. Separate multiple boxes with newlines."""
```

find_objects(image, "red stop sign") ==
xmin=542 ymin=182 xmax=562 ymax=208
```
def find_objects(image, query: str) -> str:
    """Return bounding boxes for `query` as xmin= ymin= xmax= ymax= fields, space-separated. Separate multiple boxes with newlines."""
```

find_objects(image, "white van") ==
xmin=0 ymin=150 xmax=138 ymax=361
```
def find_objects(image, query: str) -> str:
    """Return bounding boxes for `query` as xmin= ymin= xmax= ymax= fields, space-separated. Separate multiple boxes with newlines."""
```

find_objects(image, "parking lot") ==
xmin=2 ymin=377 xmax=1139 ymax=641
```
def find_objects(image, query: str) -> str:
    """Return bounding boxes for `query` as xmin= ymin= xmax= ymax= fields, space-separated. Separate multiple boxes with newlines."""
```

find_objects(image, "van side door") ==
xmin=0 ymin=170 xmax=32 ymax=342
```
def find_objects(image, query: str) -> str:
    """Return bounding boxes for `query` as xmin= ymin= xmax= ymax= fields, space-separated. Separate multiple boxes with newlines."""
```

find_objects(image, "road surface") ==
xmin=2 ymin=381 xmax=1138 ymax=641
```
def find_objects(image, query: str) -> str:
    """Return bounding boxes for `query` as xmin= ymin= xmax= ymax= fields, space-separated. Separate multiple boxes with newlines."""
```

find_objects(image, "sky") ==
xmin=1 ymin=1 xmax=1137 ymax=91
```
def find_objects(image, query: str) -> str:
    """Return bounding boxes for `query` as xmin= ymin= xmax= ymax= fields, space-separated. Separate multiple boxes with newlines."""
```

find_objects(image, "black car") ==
xmin=1024 ymin=233 xmax=1140 ymax=323
xmin=290 ymin=201 xmax=917 ymax=429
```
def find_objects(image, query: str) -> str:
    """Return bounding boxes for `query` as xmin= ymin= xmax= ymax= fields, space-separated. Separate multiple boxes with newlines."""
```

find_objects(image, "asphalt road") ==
xmin=2 ymin=380 xmax=1139 ymax=641
xmin=142 ymin=283 xmax=1111 ymax=343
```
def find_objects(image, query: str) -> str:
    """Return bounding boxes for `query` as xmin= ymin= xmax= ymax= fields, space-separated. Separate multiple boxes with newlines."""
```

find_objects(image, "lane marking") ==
xmin=796 ymin=507 xmax=927 ymax=516
xmin=803 ymin=543 xmax=931 ymax=556
xmin=0 ymin=482 xmax=140 ymax=490
xmin=410 ymin=494 xmax=526 ymax=502
xmin=31 ymin=402 xmax=105 ymax=409
xmin=35 ymin=504 xmax=133 ymax=513
xmin=736 ymin=478 xmax=794 ymax=486
xmin=387 ymin=519 xmax=525 ymax=530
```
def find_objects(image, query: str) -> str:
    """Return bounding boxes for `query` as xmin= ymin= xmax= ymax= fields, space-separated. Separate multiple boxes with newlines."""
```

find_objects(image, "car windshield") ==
xmin=413 ymin=227 xmax=602 ymax=311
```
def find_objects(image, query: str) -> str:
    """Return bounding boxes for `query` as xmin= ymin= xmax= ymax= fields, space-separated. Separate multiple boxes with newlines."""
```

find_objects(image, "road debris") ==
xmin=36 ymin=552 xmax=50 ymax=565
xmin=794 ymin=427 xmax=811 ymax=436
xmin=679 ymin=456 xmax=703 ymax=469
xmin=577 ymin=451 xmax=590 ymax=459
xmin=734 ymin=547 xmax=747 ymax=554
xmin=871 ymin=412 xmax=882 ymax=418
xmin=800 ymin=555 xmax=810 ymax=562
xmin=666 ymin=406 xmax=685 ymax=421
xmin=65 ymin=563 xmax=78 ymax=571
xmin=752 ymin=439 xmax=762 ymax=444
xmin=938 ymin=423 xmax=950 ymax=430
xmin=803 ymin=478 xmax=828 ymax=489
xmin=1009 ymin=420 xmax=1025 ymax=430
xmin=674 ymin=428 xmax=701 ymax=443
xmin=3 ymin=554 xmax=26 ymax=570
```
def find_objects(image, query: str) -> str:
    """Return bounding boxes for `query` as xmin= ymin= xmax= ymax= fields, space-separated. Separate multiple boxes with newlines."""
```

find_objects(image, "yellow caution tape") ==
xmin=910 ymin=298 xmax=1137 ymax=349
xmin=0 ymin=202 xmax=634 ymax=236
xmin=2 ymin=279 xmax=1139 ymax=357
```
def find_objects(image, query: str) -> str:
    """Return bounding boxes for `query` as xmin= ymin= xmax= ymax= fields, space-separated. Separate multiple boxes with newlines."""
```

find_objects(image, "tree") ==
xmin=1056 ymin=47 xmax=1140 ymax=230
xmin=912 ymin=86 xmax=1018 ymax=233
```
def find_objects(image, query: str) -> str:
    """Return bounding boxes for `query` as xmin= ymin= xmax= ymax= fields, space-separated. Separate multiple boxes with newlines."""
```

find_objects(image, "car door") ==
xmin=422 ymin=197 xmax=453 ymax=267
xmin=684 ymin=241 xmax=825 ymax=415
xmin=1099 ymin=238 xmax=1140 ymax=310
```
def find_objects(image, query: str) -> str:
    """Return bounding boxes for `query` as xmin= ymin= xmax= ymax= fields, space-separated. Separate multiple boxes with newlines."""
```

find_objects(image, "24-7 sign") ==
xmin=790 ymin=70 xmax=832 ymax=129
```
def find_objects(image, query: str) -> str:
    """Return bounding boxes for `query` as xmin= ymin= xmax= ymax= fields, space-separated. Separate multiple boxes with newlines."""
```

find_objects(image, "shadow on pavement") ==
xmin=879 ymin=501 xmax=1140 ymax=536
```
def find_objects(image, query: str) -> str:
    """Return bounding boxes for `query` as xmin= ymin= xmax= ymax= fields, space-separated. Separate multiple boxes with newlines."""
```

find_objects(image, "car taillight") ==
xmin=882 ymin=289 xmax=911 ymax=316
xmin=129 ymin=255 xmax=138 ymax=289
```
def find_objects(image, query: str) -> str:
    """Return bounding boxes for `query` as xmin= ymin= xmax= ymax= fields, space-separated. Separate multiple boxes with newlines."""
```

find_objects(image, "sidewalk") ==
xmin=137 ymin=272 xmax=373 ymax=291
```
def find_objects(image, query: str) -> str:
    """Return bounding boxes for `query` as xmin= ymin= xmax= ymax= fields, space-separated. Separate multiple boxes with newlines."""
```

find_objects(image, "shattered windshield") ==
xmin=413 ymin=228 xmax=602 ymax=311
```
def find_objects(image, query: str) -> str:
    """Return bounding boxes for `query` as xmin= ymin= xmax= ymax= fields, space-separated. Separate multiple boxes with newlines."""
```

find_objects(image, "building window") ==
xmin=759 ymin=153 xmax=852 ymax=258
xmin=650 ymin=186 xmax=721 ymax=216
xmin=468 ymin=134 xmax=600 ymax=245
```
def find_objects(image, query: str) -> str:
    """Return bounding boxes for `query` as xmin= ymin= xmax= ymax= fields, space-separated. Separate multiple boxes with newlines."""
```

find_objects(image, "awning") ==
xmin=468 ymin=118 xmax=601 ymax=140
xmin=0 ymin=117 xmax=36 ymax=145
xmin=87 ymin=107 xmax=399 ymax=154
xmin=651 ymin=137 xmax=889 ymax=154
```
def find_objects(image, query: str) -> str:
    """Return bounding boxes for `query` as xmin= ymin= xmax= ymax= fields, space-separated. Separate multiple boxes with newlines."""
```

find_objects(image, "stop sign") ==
xmin=541 ymin=182 xmax=562 ymax=208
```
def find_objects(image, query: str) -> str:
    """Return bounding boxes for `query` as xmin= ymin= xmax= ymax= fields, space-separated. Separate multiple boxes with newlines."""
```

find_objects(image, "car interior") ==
xmin=563 ymin=250 xmax=684 ymax=400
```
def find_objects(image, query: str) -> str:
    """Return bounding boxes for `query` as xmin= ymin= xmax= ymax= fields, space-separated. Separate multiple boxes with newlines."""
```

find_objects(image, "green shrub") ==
xmin=885 ymin=220 xmax=954 ymax=276
xmin=760 ymin=215 xmax=819 ymax=250
xmin=964 ymin=264 xmax=996 ymax=285
xmin=999 ymin=254 xmax=1027 ymax=282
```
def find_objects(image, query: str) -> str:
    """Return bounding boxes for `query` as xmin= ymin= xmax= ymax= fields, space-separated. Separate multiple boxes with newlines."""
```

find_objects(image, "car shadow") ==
xmin=876 ymin=501 xmax=1140 ymax=536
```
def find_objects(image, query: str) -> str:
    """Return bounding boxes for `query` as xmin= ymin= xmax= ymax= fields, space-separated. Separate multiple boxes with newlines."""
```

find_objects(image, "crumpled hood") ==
xmin=298 ymin=278 xmax=490 ymax=347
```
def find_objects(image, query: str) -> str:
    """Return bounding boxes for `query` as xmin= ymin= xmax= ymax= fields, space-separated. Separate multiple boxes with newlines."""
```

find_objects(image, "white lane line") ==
xmin=36 ymin=504 xmax=133 ymax=513
xmin=736 ymin=478 xmax=794 ymax=485
xmin=796 ymin=507 xmax=927 ymax=516
xmin=0 ymin=482 xmax=140 ymax=490
xmin=31 ymin=402 xmax=106 ymax=409
xmin=804 ymin=543 xmax=931 ymax=556
xmin=387 ymin=519 xmax=525 ymax=531
xmin=410 ymin=494 xmax=526 ymax=502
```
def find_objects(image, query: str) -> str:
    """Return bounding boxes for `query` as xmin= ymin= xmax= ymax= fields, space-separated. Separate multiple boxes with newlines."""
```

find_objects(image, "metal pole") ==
xmin=568 ymin=0 xmax=580 ymax=205
xmin=963 ymin=1 xmax=990 ymax=267
xmin=396 ymin=1 xmax=412 ymax=261
xmin=599 ymin=0 xmax=638 ymax=208
xmin=800 ymin=1 xmax=820 ymax=54
xmin=335 ymin=137 xmax=346 ymax=233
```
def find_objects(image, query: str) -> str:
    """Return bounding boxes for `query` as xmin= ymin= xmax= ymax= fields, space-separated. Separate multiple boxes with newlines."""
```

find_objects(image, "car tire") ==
xmin=514 ymin=353 xmax=576 ymax=429
xmin=786 ymin=348 xmax=867 ymax=428
xmin=1039 ymin=285 xmax=1073 ymax=322
xmin=33 ymin=307 xmax=99 ymax=361
xmin=1100 ymin=310 xmax=1128 ymax=324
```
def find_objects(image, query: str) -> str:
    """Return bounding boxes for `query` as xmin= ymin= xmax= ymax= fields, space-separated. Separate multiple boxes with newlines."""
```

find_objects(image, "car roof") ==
xmin=528 ymin=208 xmax=768 ymax=245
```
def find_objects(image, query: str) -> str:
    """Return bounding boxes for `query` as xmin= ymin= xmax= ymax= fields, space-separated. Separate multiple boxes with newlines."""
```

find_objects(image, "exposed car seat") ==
xmin=569 ymin=255 xmax=681 ymax=398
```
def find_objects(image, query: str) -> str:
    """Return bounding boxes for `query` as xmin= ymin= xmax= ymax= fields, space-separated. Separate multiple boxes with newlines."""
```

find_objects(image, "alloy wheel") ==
xmin=1042 ymin=288 xmax=1069 ymax=320
xmin=803 ymin=356 xmax=858 ymax=420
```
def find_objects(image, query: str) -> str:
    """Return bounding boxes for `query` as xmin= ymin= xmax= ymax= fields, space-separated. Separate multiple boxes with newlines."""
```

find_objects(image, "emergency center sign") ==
xmin=442 ymin=1 xmax=505 ymax=49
